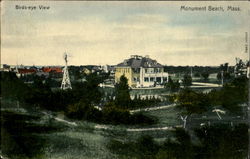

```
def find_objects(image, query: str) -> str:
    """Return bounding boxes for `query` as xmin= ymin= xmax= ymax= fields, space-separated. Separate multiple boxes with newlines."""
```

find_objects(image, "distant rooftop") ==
xmin=116 ymin=55 xmax=163 ymax=68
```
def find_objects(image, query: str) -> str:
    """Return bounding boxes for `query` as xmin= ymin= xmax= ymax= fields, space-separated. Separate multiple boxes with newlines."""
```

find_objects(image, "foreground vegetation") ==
xmin=1 ymin=110 xmax=63 ymax=159
xmin=1 ymin=71 xmax=249 ymax=159
xmin=108 ymin=124 xmax=249 ymax=159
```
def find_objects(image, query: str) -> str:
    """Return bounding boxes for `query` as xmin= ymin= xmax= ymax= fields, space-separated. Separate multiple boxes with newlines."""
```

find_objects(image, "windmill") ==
xmin=61 ymin=52 xmax=72 ymax=90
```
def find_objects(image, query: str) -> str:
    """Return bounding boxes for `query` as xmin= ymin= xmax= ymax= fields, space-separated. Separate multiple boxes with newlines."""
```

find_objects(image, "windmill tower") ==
xmin=61 ymin=53 xmax=72 ymax=90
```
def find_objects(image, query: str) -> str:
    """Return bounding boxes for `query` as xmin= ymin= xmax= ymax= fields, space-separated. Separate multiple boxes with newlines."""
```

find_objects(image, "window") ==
xmin=144 ymin=77 xmax=149 ymax=82
xmin=150 ymin=77 xmax=154 ymax=82
xmin=149 ymin=68 xmax=153 ymax=73
xmin=156 ymin=77 xmax=161 ymax=83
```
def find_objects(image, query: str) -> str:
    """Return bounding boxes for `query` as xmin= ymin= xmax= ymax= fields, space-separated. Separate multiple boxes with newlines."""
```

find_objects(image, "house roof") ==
xmin=18 ymin=68 xmax=36 ymax=74
xmin=116 ymin=55 xmax=163 ymax=68
xmin=42 ymin=67 xmax=62 ymax=73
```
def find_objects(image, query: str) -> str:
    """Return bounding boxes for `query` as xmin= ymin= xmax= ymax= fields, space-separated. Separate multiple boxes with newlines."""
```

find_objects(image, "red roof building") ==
xmin=42 ymin=67 xmax=63 ymax=73
xmin=18 ymin=68 xmax=37 ymax=74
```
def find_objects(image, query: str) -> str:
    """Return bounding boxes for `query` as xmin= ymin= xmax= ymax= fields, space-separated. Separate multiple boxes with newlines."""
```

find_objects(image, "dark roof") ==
xmin=116 ymin=55 xmax=163 ymax=68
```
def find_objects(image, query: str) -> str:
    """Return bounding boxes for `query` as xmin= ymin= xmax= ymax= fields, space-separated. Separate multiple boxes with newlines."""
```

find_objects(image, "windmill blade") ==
xmin=68 ymin=53 xmax=73 ymax=58
xmin=63 ymin=52 xmax=67 ymax=58
xmin=63 ymin=52 xmax=69 ymax=64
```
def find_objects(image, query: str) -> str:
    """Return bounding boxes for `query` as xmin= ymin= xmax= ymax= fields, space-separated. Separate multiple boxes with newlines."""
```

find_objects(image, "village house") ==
xmin=41 ymin=67 xmax=63 ymax=78
xmin=115 ymin=55 xmax=169 ymax=88
xmin=16 ymin=68 xmax=37 ymax=78
xmin=234 ymin=58 xmax=250 ymax=78
xmin=81 ymin=67 xmax=91 ymax=75
xmin=0 ymin=64 xmax=11 ymax=72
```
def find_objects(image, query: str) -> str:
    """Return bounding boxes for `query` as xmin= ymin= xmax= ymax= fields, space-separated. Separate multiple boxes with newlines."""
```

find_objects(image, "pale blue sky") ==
xmin=1 ymin=1 xmax=249 ymax=66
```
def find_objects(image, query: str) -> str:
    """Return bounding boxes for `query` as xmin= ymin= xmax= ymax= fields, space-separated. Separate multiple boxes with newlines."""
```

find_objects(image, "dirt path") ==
xmin=130 ymin=103 xmax=176 ymax=113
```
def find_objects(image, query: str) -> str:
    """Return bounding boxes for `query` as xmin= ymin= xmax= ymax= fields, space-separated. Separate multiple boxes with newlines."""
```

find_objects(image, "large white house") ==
xmin=115 ymin=55 xmax=169 ymax=88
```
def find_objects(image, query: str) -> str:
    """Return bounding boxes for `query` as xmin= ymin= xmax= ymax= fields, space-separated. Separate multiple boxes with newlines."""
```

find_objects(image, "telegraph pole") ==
xmin=220 ymin=71 xmax=224 ymax=86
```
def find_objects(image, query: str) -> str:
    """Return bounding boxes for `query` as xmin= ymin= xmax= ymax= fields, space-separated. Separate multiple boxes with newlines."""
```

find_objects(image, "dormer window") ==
xmin=148 ymin=63 xmax=151 ymax=67
xmin=123 ymin=60 xmax=128 ymax=65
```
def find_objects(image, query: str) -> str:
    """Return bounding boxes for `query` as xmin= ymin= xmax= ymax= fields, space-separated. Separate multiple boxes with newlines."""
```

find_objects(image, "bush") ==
xmin=66 ymin=101 xmax=156 ymax=125
xmin=130 ymin=112 xmax=156 ymax=125
xmin=137 ymin=135 xmax=159 ymax=155
xmin=1 ymin=111 xmax=60 ymax=158
xmin=102 ymin=104 xmax=130 ymax=124
xmin=102 ymin=104 xmax=156 ymax=125
xmin=130 ymin=95 xmax=162 ymax=109
xmin=108 ymin=124 xmax=248 ymax=159
xmin=66 ymin=101 xmax=102 ymax=122
xmin=194 ymin=123 xmax=249 ymax=159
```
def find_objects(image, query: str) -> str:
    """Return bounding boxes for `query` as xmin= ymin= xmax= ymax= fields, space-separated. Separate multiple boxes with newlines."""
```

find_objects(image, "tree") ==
xmin=201 ymin=71 xmax=209 ymax=81
xmin=194 ymin=123 xmax=248 ymax=159
xmin=217 ymin=72 xmax=231 ymax=80
xmin=175 ymin=88 xmax=210 ymax=129
xmin=182 ymin=74 xmax=192 ymax=87
xmin=208 ymin=76 xmax=248 ymax=113
xmin=115 ymin=75 xmax=131 ymax=108
xmin=194 ymin=72 xmax=200 ymax=77
xmin=69 ymin=66 xmax=82 ymax=80
xmin=165 ymin=77 xmax=180 ymax=92
xmin=1 ymin=72 xmax=31 ymax=101
xmin=84 ymin=73 xmax=103 ymax=104
xmin=217 ymin=63 xmax=232 ymax=84
xmin=220 ymin=63 xmax=229 ymax=72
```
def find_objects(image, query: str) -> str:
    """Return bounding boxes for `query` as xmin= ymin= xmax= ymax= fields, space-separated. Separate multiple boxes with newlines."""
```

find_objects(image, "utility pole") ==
xmin=190 ymin=67 xmax=193 ymax=77
xmin=221 ymin=71 xmax=224 ymax=86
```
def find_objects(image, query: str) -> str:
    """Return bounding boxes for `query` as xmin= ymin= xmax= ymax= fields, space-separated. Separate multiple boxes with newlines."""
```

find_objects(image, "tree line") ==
xmin=1 ymin=72 xmax=155 ymax=125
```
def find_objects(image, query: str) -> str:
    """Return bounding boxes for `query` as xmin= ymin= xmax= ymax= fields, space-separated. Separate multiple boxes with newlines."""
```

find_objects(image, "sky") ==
xmin=1 ymin=1 xmax=250 ymax=66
